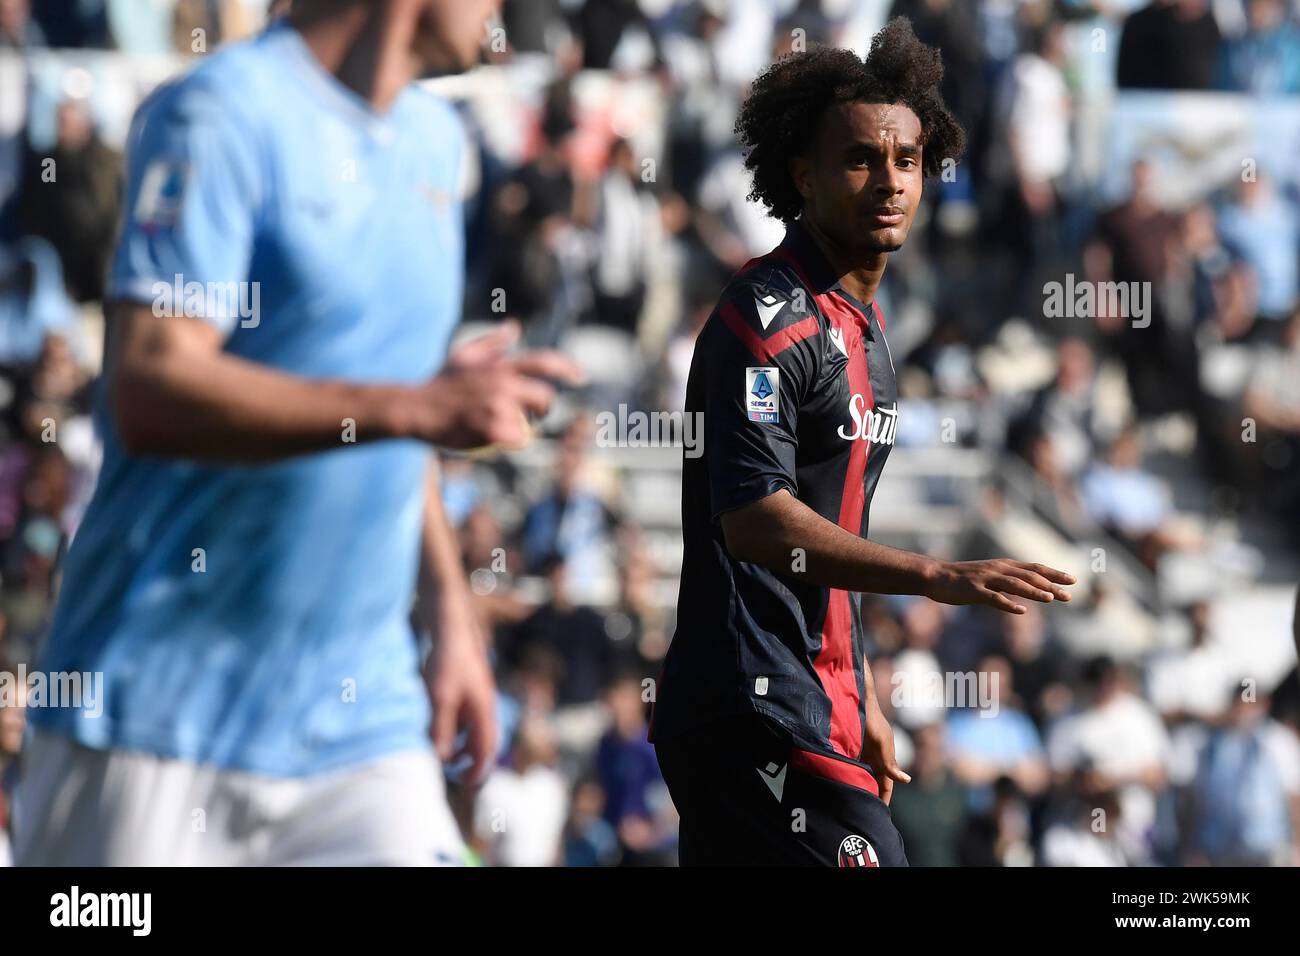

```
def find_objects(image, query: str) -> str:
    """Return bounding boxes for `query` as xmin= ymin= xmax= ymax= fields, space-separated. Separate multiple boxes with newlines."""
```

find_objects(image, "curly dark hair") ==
xmin=735 ymin=17 xmax=967 ymax=224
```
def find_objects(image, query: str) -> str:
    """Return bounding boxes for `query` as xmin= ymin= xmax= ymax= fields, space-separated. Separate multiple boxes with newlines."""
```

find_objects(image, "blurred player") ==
xmin=651 ymin=19 xmax=1076 ymax=866
xmin=13 ymin=0 xmax=583 ymax=865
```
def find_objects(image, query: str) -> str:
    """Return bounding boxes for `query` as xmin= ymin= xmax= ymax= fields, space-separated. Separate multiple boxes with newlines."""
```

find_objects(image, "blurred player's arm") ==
xmin=418 ymin=458 xmax=497 ymax=785
xmin=107 ymin=311 xmax=579 ymax=463
xmin=107 ymin=79 xmax=579 ymax=461
xmin=720 ymin=489 xmax=1074 ymax=615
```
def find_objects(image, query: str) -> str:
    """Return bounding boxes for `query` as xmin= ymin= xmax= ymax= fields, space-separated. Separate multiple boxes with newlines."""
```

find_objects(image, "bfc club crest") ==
xmin=838 ymin=834 xmax=879 ymax=868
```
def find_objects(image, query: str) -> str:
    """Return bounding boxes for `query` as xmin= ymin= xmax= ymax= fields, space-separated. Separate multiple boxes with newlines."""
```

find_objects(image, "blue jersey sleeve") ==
xmin=109 ymin=77 xmax=264 ymax=338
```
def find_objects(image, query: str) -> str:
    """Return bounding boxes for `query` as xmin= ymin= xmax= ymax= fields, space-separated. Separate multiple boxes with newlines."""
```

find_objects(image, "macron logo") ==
xmin=755 ymin=293 xmax=784 ymax=330
xmin=828 ymin=326 xmax=848 ymax=358
xmin=50 ymin=886 xmax=152 ymax=937
xmin=758 ymin=761 xmax=787 ymax=802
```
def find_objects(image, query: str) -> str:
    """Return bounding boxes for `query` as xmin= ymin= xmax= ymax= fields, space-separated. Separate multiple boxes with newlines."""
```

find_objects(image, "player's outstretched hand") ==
xmin=416 ymin=320 xmax=585 ymax=451
xmin=924 ymin=559 xmax=1075 ymax=615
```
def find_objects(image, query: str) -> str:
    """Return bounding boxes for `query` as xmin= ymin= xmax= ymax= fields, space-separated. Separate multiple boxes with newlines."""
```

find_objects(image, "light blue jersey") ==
xmin=30 ymin=21 xmax=467 ymax=776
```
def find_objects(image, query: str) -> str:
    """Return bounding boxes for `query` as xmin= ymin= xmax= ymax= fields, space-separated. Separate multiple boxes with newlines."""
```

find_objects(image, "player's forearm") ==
xmin=862 ymin=650 xmax=883 ymax=711
xmin=721 ymin=489 xmax=941 ymax=596
xmin=417 ymin=459 xmax=477 ymax=639
xmin=107 ymin=304 xmax=435 ymax=463
xmin=113 ymin=349 xmax=423 ymax=463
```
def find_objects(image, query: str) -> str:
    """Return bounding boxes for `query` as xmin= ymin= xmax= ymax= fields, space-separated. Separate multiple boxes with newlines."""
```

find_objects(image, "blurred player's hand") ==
xmin=416 ymin=320 xmax=585 ymax=451
xmin=423 ymin=596 xmax=498 ymax=786
xmin=862 ymin=695 xmax=909 ymax=805
xmin=925 ymin=559 xmax=1075 ymax=615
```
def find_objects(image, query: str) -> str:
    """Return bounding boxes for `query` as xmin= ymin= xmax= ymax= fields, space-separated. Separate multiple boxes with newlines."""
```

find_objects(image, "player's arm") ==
xmin=107 ymin=82 xmax=579 ymax=463
xmin=108 ymin=309 xmax=576 ymax=463
xmin=860 ymin=656 xmax=909 ymax=804
xmin=698 ymin=285 xmax=1073 ymax=614
xmin=721 ymin=490 xmax=1073 ymax=614
xmin=417 ymin=458 xmax=496 ymax=785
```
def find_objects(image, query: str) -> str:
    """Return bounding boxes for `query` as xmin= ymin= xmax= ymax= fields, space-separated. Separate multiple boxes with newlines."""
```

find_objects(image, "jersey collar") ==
xmin=780 ymin=219 xmax=877 ymax=335
xmin=272 ymin=19 xmax=403 ymax=142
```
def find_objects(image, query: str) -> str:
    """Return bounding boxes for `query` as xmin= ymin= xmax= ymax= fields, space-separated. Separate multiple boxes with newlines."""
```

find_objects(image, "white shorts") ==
xmin=12 ymin=730 xmax=466 ymax=866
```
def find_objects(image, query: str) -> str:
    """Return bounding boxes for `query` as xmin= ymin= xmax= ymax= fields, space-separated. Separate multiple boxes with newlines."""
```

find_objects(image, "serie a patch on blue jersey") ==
xmin=746 ymin=366 xmax=779 ymax=423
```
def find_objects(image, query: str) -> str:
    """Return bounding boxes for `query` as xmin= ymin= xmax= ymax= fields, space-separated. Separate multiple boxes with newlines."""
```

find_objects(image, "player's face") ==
xmin=795 ymin=101 xmax=924 ymax=255
xmin=412 ymin=0 xmax=500 ymax=74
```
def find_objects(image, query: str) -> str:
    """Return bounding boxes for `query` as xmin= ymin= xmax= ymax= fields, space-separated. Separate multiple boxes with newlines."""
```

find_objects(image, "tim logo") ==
xmin=837 ymin=396 xmax=898 ymax=445
xmin=838 ymin=834 xmax=879 ymax=868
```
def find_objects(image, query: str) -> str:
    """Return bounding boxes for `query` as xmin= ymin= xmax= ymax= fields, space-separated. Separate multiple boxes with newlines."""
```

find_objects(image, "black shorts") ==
xmin=654 ymin=714 xmax=908 ymax=867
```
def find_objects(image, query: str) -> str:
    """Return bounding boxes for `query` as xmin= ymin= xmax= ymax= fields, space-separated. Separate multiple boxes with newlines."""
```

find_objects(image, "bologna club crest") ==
xmin=838 ymin=834 xmax=879 ymax=867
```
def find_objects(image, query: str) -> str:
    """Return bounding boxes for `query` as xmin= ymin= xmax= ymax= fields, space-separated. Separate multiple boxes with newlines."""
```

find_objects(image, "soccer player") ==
xmin=13 ymin=0 xmax=582 ymax=865
xmin=650 ymin=19 xmax=1077 ymax=867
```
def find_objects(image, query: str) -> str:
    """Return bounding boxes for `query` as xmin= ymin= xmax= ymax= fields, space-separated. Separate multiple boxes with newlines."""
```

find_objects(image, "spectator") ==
xmin=1216 ymin=0 xmax=1300 ymax=95
xmin=172 ymin=0 xmax=256 ymax=54
xmin=1047 ymin=657 xmax=1171 ymax=861
xmin=594 ymin=673 xmax=669 ymax=863
xmin=562 ymin=776 xmax=621 ymax=866
xmin=1040 ymin=784 xmax=1131 ymax=865
xmin=0 ymin=241 xmax=78 ymax=365
xmin=1088 ymin=158 xmax=1200 ymax=418
xmin=1012 ymin=425 xmax=1089 ymax=530
xmin=483 ymin=112 xmax=578 ymax=331
xmin=500 ymin=556 xmax=612 ymax=708
xmin=519 ymin=415 xmax=617 ymax=601
xmin=580 ymin=138 xmax=661 ymax=335
xmin=889 ymin=0 xmax=986 ymax=136
xmin=944 ymin=655 xmax=1050 ymax=798
xmin=999 ymin=603 xmax=1075 ymax=730
xmin=1217 ymin=174 xmax=1300 ymax=330
xmin=603 ymin=527 xmax=670 ymax=679
xmin=473 ymin=716 xmax=570 ymax=866
xmin=1186 ymin=689 xmax=1300 ymax=865
xmin=1079 ymin=427 xmax=1182 ymax=570
xmin=1145 ymin=601 xmax=1238 ymax=722
xmin=1016 ymin=337 xmax=1108 ymax=481
xmin=1117 ymin=0 xmax=1222 ymax=90
xmin=889 ymin=722 xmax=968 ymax=866
xmin=572 ymin=0 xmax=652 ymax=71
xmin=19 ymin=98 xmax=122 ymax=303
xmin=693 ymin=147 xmax=785 ymax=273
xmin=1243 ymin=307 xmax=1300 ymax=541
xmin=997 ymin=18 xmax=1071 ymax=318
xmin=0 ymin=658 xmax=27 ymax=868
xmin=0 ymin=0 xmax=43 ymax=48
xmin=890 ymin=598 xmax=951 ymax=731
xmin=501 ymin=0 xmax=569 ymax=57
xmin=958 ymin=775 xmax=1035 ymax=866
xmin=31 ymin=0 xmax=110 ymax=47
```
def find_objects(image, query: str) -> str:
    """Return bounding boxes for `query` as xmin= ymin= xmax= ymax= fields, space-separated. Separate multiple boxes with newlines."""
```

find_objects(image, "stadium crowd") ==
xmin=2 ymin=0 xmax=1300 ymax=867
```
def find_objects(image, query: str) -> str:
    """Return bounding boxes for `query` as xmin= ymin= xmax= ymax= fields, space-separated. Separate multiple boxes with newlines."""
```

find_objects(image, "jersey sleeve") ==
xmin=696 ymin=282 xmax=822 ymax=520
xmin=109 ymin=78 xmax=264 ymax=339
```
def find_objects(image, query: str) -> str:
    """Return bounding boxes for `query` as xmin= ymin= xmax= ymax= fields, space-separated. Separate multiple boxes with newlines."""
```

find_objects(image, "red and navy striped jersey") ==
xmin=651 ymin=220 xmax=899 ymax=767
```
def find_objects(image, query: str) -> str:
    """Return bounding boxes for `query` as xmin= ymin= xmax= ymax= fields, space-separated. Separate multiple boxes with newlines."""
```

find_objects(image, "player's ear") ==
xmin=789 ymin=153 xmax=813 ymax=203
